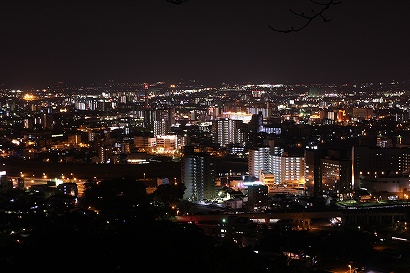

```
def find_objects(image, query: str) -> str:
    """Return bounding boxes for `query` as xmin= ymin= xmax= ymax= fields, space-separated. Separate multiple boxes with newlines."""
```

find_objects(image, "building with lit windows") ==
xmin=247 ymin=184 xmax=269 ymax=212
xmin=153 ymin=109 xmax=174 ymax=135
xmin=259 ymin=170 xmax=276 ymax=194
xmin=119 ymin=142 xmax=130 ymax=154
xmin=304 ymin=148 xmax=326 ymax=196
xmin=153 ymin=120 xmax=167 ymax=136
xmin=0 ymin=171 xmax=11 ymax=192
xmin=248 ymin=146 xmax=272 ymax=179
xmin=358 ymin=172 xmax=410 ymax=200
xmin=350 ymin=107 xmax=374 ymax=121
xmin=219 ymin=112 xmax=252 ymax=123
xmin=305 ymin=147 xmax=352 ymax=196
xmin=156 ymin=135 xmax=177 ymax=151
xmin=320 ymin=158 xmax=352 ymax=195
xmin=376 ymin=136 xmax=393 ymax=148
xmin=248 ymin=105 xmax=272 ymax=118
xmin=98 ymin=145 xmax=112 ymax=164
xmin=211 ymin=118 xmax=245 ymax=147
xmin=133 ymin=136 xmax=156 ymax=150
xmin=181 ymin=146 xmax=216 ymax=202
xmin=57 ymin=182 xmax=78 ymax=197
xmin=68 ymin=134 xmax=82 ymax=145
xmin=88 ymin=130 xmax=98 ymax=142
xmin=272 ymin=150 xmax=305 ymax=189
xmin=352 ymin=146 xmax=410 ymax=189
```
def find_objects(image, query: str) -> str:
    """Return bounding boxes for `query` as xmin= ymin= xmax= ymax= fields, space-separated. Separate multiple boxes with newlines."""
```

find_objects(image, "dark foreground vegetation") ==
xmin=1 ymin=177 xmax=410 ymax=273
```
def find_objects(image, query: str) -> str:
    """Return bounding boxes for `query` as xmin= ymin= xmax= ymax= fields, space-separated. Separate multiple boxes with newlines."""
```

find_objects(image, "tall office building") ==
xmin=153 ymin=120 xmax=167 ymax=136
xmin=305 ymin=146 xmax=352 ymax=196
xmin=42 ymin=113 xmax=54 ymax=130
xmin=304 ymin=148 xmax=327 ymax=196
xmin=181 ymin=146 xmax=216 ymax=202
xmin=98 ymin=145 xmax=112 ymax=164
xmin=144 ymin=83 xmax=149 ymax=108
xmin=320 ymin=158 xmax=352 ymax=195
xmin=153 ymin=109 xmax=172 ymax=136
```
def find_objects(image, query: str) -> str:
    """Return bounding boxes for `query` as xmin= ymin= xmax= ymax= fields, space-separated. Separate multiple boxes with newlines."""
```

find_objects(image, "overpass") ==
xmin=175 ymin=211 xmax=343 ymax=229
xmin=175 ymin=206 xmax=409 ymax=230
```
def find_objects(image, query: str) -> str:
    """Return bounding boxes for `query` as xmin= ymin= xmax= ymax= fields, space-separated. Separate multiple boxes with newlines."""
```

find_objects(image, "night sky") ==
xmin=1 ymin=0 xmax=410 ymax=89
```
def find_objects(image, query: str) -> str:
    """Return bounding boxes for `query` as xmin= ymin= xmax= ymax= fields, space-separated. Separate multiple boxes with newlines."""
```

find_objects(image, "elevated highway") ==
xmin=175 ymin=206 xmax=410 ymax=230
xmin=175 ymin=211 xmax=343 ymax=229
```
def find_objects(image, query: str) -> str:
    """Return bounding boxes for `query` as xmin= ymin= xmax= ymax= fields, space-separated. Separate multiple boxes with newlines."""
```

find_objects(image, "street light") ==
xmin=348 ymin=264 xmax=352 ymax=273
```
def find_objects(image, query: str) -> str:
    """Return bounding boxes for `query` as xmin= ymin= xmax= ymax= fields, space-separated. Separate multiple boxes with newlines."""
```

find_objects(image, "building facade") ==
xmin=181 ymin=146 xmax=216 ymax=202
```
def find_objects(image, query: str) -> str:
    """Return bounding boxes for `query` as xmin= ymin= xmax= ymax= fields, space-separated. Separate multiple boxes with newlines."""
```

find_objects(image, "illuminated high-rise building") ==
xmin=181 ymin=146 xmax=215 ymax=202
xmin=272 ymin=150 xmax=305 ymax=189
xmin=320 ymin=157 xmax=352 ymax=195
xmin=211 ymin=118 xmax=244 ymax=147
xmin=248 ymin=146 xmax=272 ymax=179
xmin=304 ymin=148 xmax=326 ymax=196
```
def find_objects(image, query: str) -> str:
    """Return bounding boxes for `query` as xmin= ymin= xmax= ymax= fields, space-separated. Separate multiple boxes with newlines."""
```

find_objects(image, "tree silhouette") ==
xmin=166 ymin=0 xmax=342 ymax=33
xmin=151 ymin=183 xmax=186 ymax=207
xmin=166 ymin=0 xmax=187 ymax=5
xmin=82 ymin=177 xmax=148 ymax=212
xmin=268 ymin=0 xmax=342 ymax=33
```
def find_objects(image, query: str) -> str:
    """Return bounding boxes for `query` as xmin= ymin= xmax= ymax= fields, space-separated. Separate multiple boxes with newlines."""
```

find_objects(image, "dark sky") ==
xmin=1 ymin=0 xmax=410 ymax=89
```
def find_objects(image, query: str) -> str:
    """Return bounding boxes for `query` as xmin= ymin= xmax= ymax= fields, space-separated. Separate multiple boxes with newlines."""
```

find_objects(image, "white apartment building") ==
xmin=156 ymin=135 xmax=177 ymax=151
xmin=212 ymin=118 xmax=244 ymax=147
xmin=133 ymin=136 xmax=156 ymax=149
xmin=248 ymin=146 xmax=272 ymax=179
xmin=272 ymin=152 xmax=305 ymax=189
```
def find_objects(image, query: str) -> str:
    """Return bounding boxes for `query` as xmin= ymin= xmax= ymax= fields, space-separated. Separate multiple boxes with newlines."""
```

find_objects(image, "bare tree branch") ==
xmin=166 ymin=0 xmax=187 ymax=5
xmin=268 ymin=0 xmax=341 ymax=33
xmin=165 ymin=0 xmax=341 ymax=33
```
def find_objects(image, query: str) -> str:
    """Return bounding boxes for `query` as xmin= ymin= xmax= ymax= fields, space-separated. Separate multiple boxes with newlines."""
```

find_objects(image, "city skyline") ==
xmin=1 ymin=1 xmax=410 ymax=89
